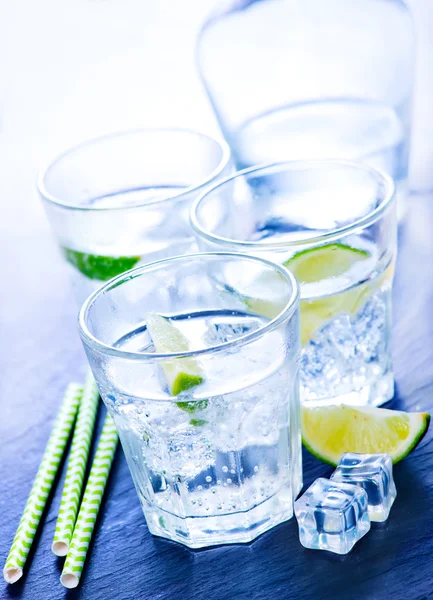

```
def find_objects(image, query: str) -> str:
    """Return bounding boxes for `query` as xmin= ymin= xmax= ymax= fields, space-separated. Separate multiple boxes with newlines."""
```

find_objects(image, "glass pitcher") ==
xmin=197 ymin=0 xmax=414 ymax=207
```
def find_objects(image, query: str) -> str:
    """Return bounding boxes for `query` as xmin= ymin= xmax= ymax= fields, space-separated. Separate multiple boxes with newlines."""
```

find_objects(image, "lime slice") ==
xmin=63 ymin=248 xmax=141 ymax=281
xmin=302 ymin=404 xmax=430 ymax=466
xmin=146 ymin=313 xmax=204 ymax=397
xmin=243 ymin=244 xmax=392 ymax=345
xmin=284 ymin=243 xmax=369 ymax=283
xmin=284 ymin=243 xmax=372 ymax=345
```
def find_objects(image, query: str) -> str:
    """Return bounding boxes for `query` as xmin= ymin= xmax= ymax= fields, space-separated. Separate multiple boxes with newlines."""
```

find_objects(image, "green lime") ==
xmin=284 ymin=243 xmax=372 ymax=345
xmin=145 ymin=313 xmax=206 ymax=416
xmin=284 ymin=243 xmax=369 ymax=283
xmin=302 ymin=404 xmax=430 ymax=466
xmin=62 ymin=248 xmax=141 ymax=281
xmin=243 ymin=244 xmax=393 ymax=346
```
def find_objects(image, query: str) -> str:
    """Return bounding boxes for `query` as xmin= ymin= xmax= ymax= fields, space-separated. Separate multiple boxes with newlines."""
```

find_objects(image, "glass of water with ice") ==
xmin=78 ymin=252 xmax=301 ymax=548
xmin=38 ymin=128 xmax=231 ymax=305
xmin=191 ymin=160 xmax=397 ymax=407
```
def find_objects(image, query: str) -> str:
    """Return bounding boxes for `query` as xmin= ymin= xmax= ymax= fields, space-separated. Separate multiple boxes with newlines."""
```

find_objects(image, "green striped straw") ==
xmin=52 ymin=371 xmax=100 ymax=556
xmin=3 ymin=383 xmax=83 ymax=584
xmin=60 ymin=413 xmax=118 ymax=589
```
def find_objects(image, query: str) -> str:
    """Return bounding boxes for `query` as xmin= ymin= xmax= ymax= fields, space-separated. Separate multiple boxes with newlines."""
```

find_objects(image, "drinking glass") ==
xmin=197 ymin=0 xmax=413 ymax=211
xmin=78 ymin=252 xmax=301 ymax=548
xmin=38 ymin=128 xmax=231 ymax=304
xmin=191 ymin=160 xmax=396 ymax=407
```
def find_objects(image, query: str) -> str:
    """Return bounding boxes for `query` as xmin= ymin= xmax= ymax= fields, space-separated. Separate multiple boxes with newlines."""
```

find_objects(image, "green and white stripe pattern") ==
xmin=52 ymin=372 xmax=100 ymax=556
xmin=3 ymin=383 xmax=82 ymax=584
xmin=60 ymin=413 xmax=118 ymax=589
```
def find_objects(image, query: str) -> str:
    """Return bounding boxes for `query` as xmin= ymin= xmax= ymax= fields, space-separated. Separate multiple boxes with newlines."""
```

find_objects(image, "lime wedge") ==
xmin=243 ymin=244 xmax=392 ymax=345
xmin=284 ymin=243 xmax=372 ymax=345
xmin=146 ymin=313 xmax=204 ymax=397
xmin=302 ymin=404 xmax=430 ymax=466
xmin=62 ymin=248 xmax=141 ymax=281
xmin=284 ymin=243 xmax=369 ymax=283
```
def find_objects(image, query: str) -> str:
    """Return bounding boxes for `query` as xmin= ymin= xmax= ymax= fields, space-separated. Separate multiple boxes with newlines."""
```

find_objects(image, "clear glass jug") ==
xmin=197 ymin=0 xmax=414 ymax=205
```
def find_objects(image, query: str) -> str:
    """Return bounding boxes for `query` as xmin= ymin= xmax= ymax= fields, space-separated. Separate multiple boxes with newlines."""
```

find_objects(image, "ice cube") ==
xmin=353 ymin=293 xmax=388 ymax=362
xmin=166 ymin=429 xmax=215 ymax=479
xmin=331 ymin=452 xmax=396 ymax=522
xmin=294 ymin=478 xmax=370 ymax=554
xmin=204 ymin=317 xmax=261 ymax=346
xmin=300 ymin=289 xmax=391 ymax=404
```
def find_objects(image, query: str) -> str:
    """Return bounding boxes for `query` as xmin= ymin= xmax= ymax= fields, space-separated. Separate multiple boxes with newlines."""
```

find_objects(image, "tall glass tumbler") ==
xmin=38 ymin=129 xmax=231 ymax=304
xmin=191 ymin=161 xmax=397 ymax=408
xmin=197 ymin=0 xmax=413 ymax=210
xmin=78 ymin=253 xmax=301 ymax=548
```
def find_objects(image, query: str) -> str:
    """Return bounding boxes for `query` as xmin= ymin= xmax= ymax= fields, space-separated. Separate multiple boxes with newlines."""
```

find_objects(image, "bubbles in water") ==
xmin=108 ymin=307 xmax=299 ymax=526
xmin=301 ymin=289 xmax=391 ymax=403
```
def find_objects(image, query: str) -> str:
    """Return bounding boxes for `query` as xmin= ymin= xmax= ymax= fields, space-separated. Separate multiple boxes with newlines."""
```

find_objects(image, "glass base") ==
xmin=143 ymin=486 xmax=297 ymax=549
xmin=302 ymin=371 xmax=394 ymax=408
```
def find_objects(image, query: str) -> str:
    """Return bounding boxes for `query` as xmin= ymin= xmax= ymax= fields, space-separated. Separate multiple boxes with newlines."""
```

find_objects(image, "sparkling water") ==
xmin=51 ymin=185 xmax=196 ymax=304
xmin=229 ymin=100 xmax=408 ymax=209
xmin=246 ymin=216 xmax=393 ymax=406
xmin=331 ymin=453 xmax=396 ymax=522
xmin=295 ymin=477 xmax=371 ymax=555
xmin=300 ymin=284 xmax=393 ymax=407
xmin=102 ymin=310 xmax=301 ymax=548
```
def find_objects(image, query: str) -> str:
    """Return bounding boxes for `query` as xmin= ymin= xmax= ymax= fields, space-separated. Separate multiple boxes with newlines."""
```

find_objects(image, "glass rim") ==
xmin=37 ymin=127 xmax=231 ymax=212
xmin=78 ymin=251 xmax=300 ymax=361
xmin=190 ymin=159 xmax=396 ymax=250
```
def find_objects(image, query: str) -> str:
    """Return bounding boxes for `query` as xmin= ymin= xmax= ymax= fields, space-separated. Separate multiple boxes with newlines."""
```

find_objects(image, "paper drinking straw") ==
xmin=3 ymin=383 xmax=83 ymax=584
xmin=61 ymin=413 xmax=118 ymax=589
xmin=52 ymin=371 xmax=100 ymax=556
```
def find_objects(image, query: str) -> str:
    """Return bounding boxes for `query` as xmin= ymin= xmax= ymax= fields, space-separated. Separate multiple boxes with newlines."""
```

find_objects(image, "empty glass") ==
xmin=197 ymin=0 xmax=413 ymax=210
xmin=191 ymin=160 xmax=397 ymax=407
xmin=78 ymin=252 xmax=301 ymax=548
xmin=38 ymin=128 xmax=232 ymax=304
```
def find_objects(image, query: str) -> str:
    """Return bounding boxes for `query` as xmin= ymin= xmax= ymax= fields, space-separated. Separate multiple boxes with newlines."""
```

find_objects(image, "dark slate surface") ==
xmin=2 ymin=195 xmax=433 ymax=600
